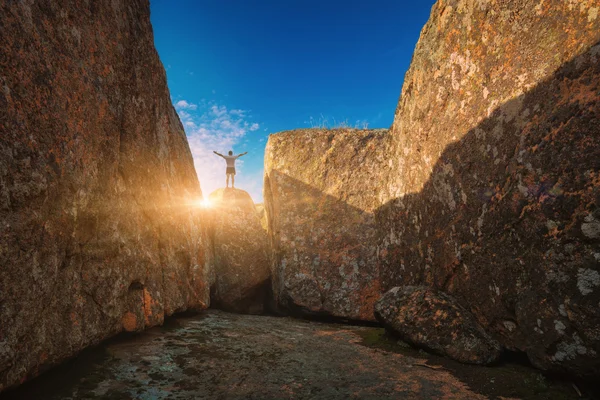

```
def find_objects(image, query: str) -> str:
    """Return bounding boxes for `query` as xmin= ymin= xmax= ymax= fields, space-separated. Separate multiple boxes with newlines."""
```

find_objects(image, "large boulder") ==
xmin=0 ymin=0 xmax=210 ymax=391
xmin=264 ymin=128 xmax=390 ymax=320
xmin=375 ymin=286 xmax=502 ymax=365
xmin=378 ymin=0 xmax=600 ymax=376
xmin=208 ymin=188 xmax=270 ymax=314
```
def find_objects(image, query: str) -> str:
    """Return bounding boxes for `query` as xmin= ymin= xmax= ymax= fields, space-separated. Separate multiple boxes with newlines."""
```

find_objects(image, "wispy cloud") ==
xmin=175 ymin=99 xmax=263 ymax=201
xmin=175 ymin=100 xmax=197 ymax=110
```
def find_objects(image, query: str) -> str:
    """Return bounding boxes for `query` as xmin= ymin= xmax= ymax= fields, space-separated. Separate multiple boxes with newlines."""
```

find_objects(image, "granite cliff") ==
xmin=265 ymin=0 xmax=600 ymax=376
xmin=378 ymin=0 xmax=600 ymax=377
xmin=0 ymin=0 xmax=210 ymax=390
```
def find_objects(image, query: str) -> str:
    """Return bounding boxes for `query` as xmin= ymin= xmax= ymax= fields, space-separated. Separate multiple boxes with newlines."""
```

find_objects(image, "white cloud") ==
xmin=175 ymin=100 xmax=197 ymax=110
xmin=230 ymin=109 xmax=246 ymax=117
xmin=177 ymin=99 xmax=263 ymax=202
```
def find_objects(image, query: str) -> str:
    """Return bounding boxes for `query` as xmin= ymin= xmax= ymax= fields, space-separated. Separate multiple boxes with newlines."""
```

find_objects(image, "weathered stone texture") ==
xmin=375 ymin=286 xmax=502 ymax=365
xmin=379 ymin=0 xmax=600 ymax=376
xmin=255 ymin=203 xmax=268 ymax=231
xmin=0 ymin=0 xmax=210 ymax=390
xmin=207 ymin=188 xmax=270 ymax=314
xmin=264 ymin=129 xmax=390 ymax=321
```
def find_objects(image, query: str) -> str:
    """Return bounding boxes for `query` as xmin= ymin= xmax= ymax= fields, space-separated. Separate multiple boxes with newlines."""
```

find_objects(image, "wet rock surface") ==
xmin=0 ymin=310 xmax=585 ymax=400
xmin=207 ymin=188 xmax=271 ymax=314
xmin=0 ymin=0 xmax=210 ymax=390
xmin=378 ymin=0 xmax=600 ymax=377
xmin=375 ymin=286 xmax=502 ymax=365
xmin=264 ymin=128 xmax=390 ymax=321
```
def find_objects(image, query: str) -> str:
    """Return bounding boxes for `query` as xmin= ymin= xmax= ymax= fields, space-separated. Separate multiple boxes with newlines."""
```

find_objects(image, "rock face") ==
xmin=208 ymin=188 xmax=270 ymax=314
xmin=375 ymin=286 xmax=502 ymax=365
xmin=264 ymin=129 xmax=390 ymax=320
xmin=0 ymin=0 xmax=210 ymax=391
xmin=264 ymin=1 xmax=600 ymax=377
xmin=255 ymin=203 xmax=268 ymax=231
xmin=377 ymin=0 xmax=600 ymax=376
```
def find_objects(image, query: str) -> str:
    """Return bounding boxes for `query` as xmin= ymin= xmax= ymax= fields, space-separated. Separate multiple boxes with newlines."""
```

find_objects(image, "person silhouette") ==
xmin=213 ymin=150 xmax=248 ymax=188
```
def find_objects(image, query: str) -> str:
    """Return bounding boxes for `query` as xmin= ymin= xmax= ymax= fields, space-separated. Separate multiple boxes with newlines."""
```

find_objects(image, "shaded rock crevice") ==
xmin=205 ymin=188 xmax=271 ymax=315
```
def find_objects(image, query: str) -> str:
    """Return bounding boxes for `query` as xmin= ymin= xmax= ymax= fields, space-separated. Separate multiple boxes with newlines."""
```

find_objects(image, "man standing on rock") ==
xmin=213 ymin=150 xmax=248 ymax=188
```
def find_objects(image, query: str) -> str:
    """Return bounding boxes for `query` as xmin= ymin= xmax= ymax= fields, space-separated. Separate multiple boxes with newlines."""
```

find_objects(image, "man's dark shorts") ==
xmin=226 ymin=167 xmax=236 ymax=175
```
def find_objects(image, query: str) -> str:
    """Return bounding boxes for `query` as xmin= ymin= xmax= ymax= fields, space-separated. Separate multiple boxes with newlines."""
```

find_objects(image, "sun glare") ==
xmin=200 ymin=198 xmax=212 ymax=208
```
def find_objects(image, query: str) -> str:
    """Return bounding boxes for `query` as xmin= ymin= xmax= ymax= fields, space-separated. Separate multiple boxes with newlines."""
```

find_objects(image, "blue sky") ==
xmin=150 ymin=0 xmax=436 ymax=202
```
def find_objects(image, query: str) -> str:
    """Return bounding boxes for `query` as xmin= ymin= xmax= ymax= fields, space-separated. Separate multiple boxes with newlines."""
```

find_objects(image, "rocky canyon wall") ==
xmin=265 ymin=0 xmax=600 ymax=377
xmin=0 ymin=0 xmax=210 ymax=390
xmin=264 ymin=129 xmax=390 ymax=321
xmin=378 ymin=0 xmax=600 ymax=377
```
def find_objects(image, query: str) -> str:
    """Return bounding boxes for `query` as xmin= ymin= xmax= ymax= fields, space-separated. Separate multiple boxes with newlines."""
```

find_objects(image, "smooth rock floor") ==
xmin=0 ymin=311 xmax=586 ymax=399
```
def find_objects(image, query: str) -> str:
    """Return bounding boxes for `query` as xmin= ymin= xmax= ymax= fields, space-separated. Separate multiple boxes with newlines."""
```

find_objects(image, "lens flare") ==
xmin=201 ymin=198 xmax=212 ymax=208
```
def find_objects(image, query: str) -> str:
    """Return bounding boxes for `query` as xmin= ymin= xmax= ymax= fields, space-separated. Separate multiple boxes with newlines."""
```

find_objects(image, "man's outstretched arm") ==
xmin=237 ymin=152 xmax=248 ymax=158
xmin=213 ymin=151 xmax=225 ymax=158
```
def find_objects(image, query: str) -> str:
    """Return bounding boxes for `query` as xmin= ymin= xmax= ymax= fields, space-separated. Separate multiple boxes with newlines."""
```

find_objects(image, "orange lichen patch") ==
xmin=142 ymin=288 xmax=164 ymax=326
xmin=558 ymin=76 xmax=598 ymax=107
xmin=70 ymin=312 xmax=80 ymax=327
xmin=121 ymin=312 xmax=138 ymax=332
xmin=97 ymin=98 xmax=108 ymax=119
xmin=143 ymin=288 xmax=154 ymax=325
xmin=317 ymin=329 xmax=338 ymax=337
xmin=101 ymin=64 xmax=111 ymax=77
